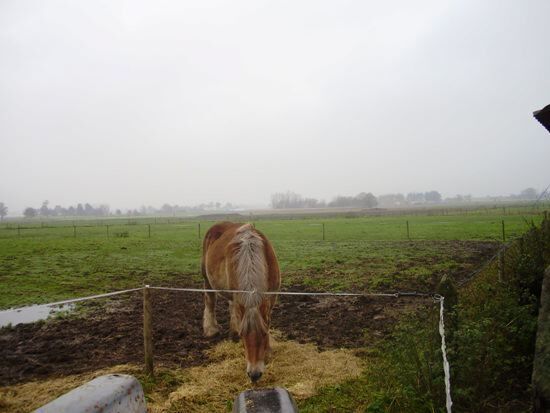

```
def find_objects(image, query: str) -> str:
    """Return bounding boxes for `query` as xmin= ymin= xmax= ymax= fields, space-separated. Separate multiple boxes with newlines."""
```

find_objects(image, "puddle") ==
xmin=0 ymin=303 xmax=75 ymax=328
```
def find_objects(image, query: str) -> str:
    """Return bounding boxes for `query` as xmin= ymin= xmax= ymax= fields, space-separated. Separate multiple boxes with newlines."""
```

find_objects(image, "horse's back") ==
xmin=202 ymin=222 xmax=280 ymax=293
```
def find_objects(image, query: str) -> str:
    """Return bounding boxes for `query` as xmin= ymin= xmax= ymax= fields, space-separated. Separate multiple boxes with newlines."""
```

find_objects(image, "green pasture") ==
xmin=0 ymin=210 xmax=544 ymax=309
xmin=0 ymin=211 xmax=544 ymax=241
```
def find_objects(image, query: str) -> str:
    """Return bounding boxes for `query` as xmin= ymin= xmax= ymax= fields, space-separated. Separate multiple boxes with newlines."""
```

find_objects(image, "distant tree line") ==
xmin=270 ymin=190 xmax=439 ymax=209
xmin=328 ymin=192 xmax=378 ymax=208
xmin=23 ymin=201 xmax=111 ymax=219
xmin=9 ymin=186 xmax=546 ymax=218
xmin=20 ymin=200 xmax=237 ymax=218
xmin=270 ymin=187 xmax=543 ymax=209
xmin=270 ymin=192 xmax=329 ymax=209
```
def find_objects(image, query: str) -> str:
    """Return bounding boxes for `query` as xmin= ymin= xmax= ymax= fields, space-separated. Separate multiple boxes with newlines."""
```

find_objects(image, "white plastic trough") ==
xmin=33 ymin=374 xmax=146 ymax=413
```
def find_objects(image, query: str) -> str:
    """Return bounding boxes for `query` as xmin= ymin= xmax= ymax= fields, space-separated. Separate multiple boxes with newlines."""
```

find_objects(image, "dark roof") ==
xmin=534 ymin=104 xmax=550 ymax=134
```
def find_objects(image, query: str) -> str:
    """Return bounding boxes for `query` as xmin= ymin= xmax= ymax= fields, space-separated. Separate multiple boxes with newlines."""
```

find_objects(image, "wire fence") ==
xmin=0 ymin=283 xmax=453 ymax=412
xmin=0 ymin=213 xmax=546 ymax=242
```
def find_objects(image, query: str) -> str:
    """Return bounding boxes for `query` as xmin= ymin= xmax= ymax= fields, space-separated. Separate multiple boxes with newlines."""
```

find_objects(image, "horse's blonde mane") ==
xmin=233 ymin=223 xmax=267 ymax=309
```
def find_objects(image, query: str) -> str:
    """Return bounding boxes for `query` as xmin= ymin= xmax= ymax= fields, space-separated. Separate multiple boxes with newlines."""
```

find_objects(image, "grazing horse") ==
xmin=201 ymin=222 xmax=280 ymax=383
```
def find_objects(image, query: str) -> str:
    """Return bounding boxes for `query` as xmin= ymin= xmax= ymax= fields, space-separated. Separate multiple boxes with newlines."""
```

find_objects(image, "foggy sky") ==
xmin=1 ymin=0 xmax=550 ymax=215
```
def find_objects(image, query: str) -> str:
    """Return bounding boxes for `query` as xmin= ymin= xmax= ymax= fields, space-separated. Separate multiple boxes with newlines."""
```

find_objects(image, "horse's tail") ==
xmin=233 ymin=223 xmax=267 ymax=308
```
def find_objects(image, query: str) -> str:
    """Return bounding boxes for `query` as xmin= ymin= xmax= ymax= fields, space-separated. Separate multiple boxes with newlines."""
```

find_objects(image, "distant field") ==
xmin=0 ymin=207 xmax=545 ymax=241
xmin=0 ymin=208 xmax=544 ymax=309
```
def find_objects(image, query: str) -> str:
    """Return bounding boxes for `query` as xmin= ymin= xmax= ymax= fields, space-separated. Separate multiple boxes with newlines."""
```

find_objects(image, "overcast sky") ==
xmin=1 ymin=0 xmax=550 ymax=214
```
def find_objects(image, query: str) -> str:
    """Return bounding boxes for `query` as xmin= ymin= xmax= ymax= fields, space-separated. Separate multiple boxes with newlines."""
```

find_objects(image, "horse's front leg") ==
xmin=266 ymin=332 xmax=273 ymax=358
xmin=228 ymin=300 xmax=240 ymax=342
xmin=203 ymin=283 xmax=220 ymax=337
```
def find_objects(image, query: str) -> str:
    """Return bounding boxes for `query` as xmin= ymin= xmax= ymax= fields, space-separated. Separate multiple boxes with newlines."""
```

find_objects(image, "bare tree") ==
xmin=40 ymin=200 xmax=50 ymax=217
xmin=519 ymin=187 xmax=538 ymax=200
xmin=424 ymin=190 xmax=442 ymax=203
xmin=23 ymin=207 xmax=37 ymax=218
xmin=355 ymin=192 xmax=378 ymax=208
xmin=0 ymin=202 xmax=7 ymax=221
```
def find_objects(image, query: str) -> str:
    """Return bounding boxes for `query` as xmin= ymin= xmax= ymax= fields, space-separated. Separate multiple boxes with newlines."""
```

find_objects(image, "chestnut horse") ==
xmin=201 ymin=222 xmax=280 ymax=382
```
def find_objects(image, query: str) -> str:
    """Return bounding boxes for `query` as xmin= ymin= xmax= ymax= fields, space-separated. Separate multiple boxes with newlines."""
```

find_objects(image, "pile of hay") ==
xmin=0 ymin=332 xmax=362 ymax=413
xmin=153 ymin=332 xmax=363 ymax=412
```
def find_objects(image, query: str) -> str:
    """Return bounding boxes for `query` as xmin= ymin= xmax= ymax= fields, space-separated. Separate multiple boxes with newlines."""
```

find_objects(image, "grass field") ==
xmin=0 ymin=207 xmax=547 ymax=412
xmin=0 ymin=210 xmax=543 ymax=309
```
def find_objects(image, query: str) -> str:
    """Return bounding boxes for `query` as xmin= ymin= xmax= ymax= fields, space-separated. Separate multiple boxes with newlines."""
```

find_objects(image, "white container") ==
xmin=34 ymin=374 xmax=147 ymax=413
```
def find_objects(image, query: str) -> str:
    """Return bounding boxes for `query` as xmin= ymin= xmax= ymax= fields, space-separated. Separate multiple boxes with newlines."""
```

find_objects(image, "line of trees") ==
xmin=23 ymin=201 xmax=111 ymax=219
xmin=5 ymin=186 xmax=545 ymax=218
xmin=270 ymin=188 xmax=543 ymax=209
xmin=270 ymin=190 xmax=441 ymax=209
xmin=19 ymin=200 xmax=238 ymax=219
xmin=328 ymin=192 xmax=378 ymax=208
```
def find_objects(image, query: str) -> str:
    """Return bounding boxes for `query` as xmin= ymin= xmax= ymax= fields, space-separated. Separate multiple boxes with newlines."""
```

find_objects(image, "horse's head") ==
xmin=239 ymin=307 xmax=270 ymax=383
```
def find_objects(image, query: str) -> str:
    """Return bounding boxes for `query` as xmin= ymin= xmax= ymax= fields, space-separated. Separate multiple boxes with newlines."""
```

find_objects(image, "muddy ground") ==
xmin=0 ymin=289 xmax=423 ymax=386
xmin=0 ymin=241 xmax=498 ymax=386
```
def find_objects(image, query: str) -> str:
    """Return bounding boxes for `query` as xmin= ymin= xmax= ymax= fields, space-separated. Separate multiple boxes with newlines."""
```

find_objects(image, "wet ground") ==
xmin=0 ymin=240 xmax=498 ymax=386
xmin=0 ymin=303 xmax=74 ymax=328
xmin=0 ymin=288 xmax=423 ymax=386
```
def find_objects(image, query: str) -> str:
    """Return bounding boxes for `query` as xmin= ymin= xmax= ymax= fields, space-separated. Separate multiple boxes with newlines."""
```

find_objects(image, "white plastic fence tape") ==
xmin=436 ymin=295 xmax=453 ymax=413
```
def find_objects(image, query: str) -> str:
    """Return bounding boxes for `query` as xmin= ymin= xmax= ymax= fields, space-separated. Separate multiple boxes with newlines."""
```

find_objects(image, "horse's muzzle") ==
xmin=248 ymin=371 xmax=262 ymax=383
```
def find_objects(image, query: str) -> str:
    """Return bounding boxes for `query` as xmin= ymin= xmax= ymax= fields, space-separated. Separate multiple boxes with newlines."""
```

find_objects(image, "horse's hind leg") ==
xmin=203 ymin=281 xmax=220 ymax=337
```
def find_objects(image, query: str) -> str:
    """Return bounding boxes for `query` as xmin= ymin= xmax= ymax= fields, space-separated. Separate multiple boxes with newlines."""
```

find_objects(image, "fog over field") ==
xmin=1 ymin=0 xmax=550 ymax=214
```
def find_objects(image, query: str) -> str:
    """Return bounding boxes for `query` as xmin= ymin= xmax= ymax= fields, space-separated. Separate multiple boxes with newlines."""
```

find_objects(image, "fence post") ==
xmin=322 ymin=223 xmax=325 ymax=241
xmin=106 ymin=225 xmax=109 ymax=238
xmin=198 ymin=223 xmax=201 ymax=239
xmin=502 ymin=220 xmax=506 ymax=242
xmin=406 ymin=220 xmax=410 ymax=240
xmin=143 ymin=285 xmax=154 ymax=375
xmin=148 ymin=224 xmax=151 ymax=238
xmin=73 ymin=225 xmax=76 ymax=238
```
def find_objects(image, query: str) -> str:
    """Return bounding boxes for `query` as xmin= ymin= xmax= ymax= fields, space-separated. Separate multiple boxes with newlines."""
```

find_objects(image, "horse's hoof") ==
xmin=204 ymin=326 xmax=220 ymax=337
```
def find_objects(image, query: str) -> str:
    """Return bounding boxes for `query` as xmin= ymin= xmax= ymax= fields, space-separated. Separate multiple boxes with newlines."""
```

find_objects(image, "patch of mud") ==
xmin=272 ymin=292 xmax=425 ymax=349
xmin=0 ymin=288 xmax=414 ymax=386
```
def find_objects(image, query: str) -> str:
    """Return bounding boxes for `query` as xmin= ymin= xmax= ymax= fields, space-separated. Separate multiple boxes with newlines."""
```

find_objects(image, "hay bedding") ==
xmin=0 ymin=332 xmax=361 ymax=413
